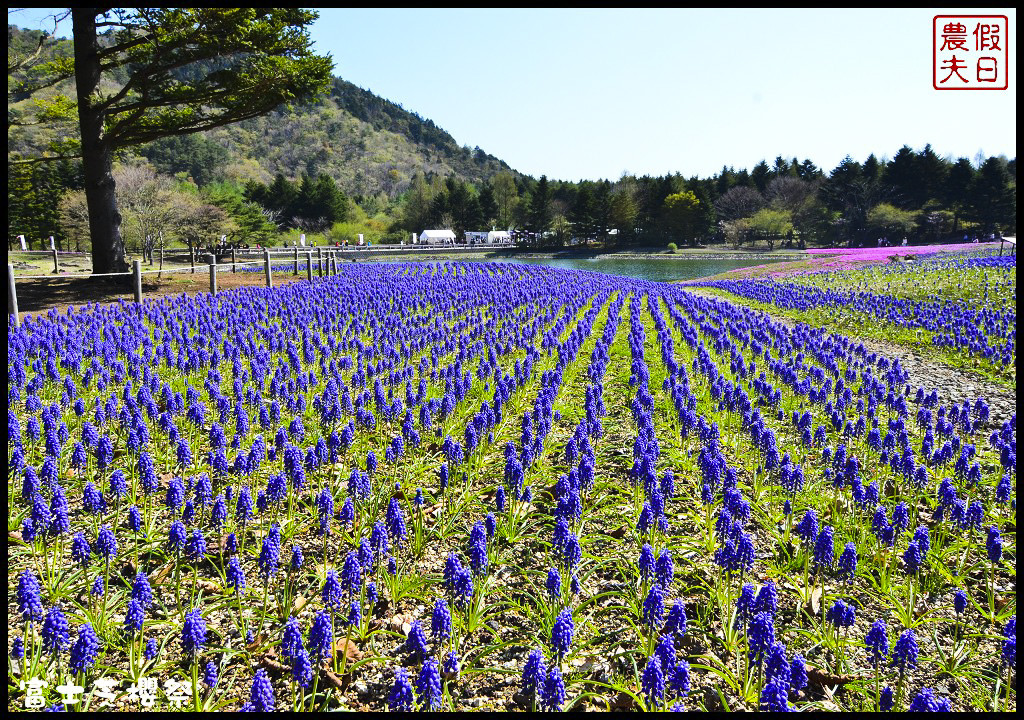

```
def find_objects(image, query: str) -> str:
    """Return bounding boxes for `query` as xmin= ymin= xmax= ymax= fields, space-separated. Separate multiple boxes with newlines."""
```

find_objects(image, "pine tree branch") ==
xmin=7 ymin=9 xmax=72 ymax=72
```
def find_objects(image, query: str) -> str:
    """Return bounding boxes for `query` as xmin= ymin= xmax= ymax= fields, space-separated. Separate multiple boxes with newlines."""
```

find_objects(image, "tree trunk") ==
xmin=73 ymin=9 xmax=128 ymax=276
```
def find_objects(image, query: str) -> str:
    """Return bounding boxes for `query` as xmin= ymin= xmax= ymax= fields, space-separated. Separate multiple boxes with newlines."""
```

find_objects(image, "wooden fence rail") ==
xmin=8 ymin=264 xmax=19 ymax=328
xmin=7 ymin=243 xmax=507 ymax=324
xmin=6 ymin=251 xmax=328 ymax=326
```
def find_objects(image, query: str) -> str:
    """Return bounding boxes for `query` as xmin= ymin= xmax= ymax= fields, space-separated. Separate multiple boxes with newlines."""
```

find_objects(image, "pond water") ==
xmin=491 ymin=256 xmax=769 ymax=283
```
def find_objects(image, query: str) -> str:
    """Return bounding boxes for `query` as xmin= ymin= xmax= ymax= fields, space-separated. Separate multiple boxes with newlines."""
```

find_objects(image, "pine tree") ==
xmin=528 ymin=175 xmax=552 ymax=238
xmin=478 ymin=185 xmax=498 ymax=228
xmin=967 ymin=157 xmax=1015 ymax=234
xmin=751 ymin=161 xmax=772 ymax=193
xmin=592 ymin=181 xmax=612 ymax=244
xmin=569 ymin=182 xmax=596 ymax=244
xmin=12 ymin=9 xmax=332 ymax=273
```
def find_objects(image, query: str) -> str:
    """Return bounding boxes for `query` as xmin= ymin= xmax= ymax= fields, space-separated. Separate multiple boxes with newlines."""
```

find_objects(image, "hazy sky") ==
xmin=13 ymin=8 xmax=1018 ymax=181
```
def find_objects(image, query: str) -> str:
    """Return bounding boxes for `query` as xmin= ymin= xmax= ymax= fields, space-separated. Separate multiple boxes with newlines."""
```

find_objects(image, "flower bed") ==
xmin=7 ymin=262 xmax=1016 ymax=712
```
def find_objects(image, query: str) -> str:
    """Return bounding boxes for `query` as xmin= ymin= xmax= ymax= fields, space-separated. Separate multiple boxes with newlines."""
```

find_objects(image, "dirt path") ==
xmin=838 ymin=332 xmax=1016 ymax=430
xmin=686 ymin=289 xmax=1016 ymax=430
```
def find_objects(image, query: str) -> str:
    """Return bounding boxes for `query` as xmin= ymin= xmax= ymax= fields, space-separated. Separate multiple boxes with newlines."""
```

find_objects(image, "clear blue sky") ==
xmin=13 ymin=8 xmax=1018 ymax=182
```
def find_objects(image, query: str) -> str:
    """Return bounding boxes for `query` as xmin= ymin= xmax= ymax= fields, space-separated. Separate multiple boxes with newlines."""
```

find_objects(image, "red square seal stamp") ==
xmin=934 ymin=15 xmax=1009 ymax=90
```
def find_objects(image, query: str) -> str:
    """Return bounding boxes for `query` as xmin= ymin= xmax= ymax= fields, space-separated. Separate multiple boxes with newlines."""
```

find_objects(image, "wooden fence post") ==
xmin=190 ymin=245 xmax=196 ymax=274
xmin=264 ymin=249 xmax=273 ymax=288
xmin=8 ymin=264 xmax=19 ymax=327
xmin=306 ymin=252 xmax=313 ymax=282
xmin=232 ymin=247 xmax=237 ymax=273
xmin=133 ymin=260 xmax=142 ymax=304
xmin=52 ymin=247 xmax=59 ymax=274
xmin=293 ymin=247 xmax=299 ymax=275
xmin=318 ymin=247 xmax=324 ymax=277
xmin=208 ymin=253 xmax=217 ymax=295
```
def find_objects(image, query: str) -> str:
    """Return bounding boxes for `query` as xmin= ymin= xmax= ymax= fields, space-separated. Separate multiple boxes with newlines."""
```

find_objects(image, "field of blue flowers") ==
xmin=690 ymin=252 xmax=1016 ymax=387
xmin=7 ymin=260 xmax=1015 ymax=711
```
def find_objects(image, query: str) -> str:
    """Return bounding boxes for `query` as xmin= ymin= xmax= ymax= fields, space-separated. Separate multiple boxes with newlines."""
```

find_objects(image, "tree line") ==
xmin=386 ymin=147 xmax=1015 ymax=249
xmin=244 ymin=173 xmax=350 ymax=233
xmin=9 ymin=144 xmax=1016 ymax=255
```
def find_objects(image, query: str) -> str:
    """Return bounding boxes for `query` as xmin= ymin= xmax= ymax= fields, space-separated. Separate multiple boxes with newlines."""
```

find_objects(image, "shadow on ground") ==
xmin=14 ymin=271 xmax=308 ymax=317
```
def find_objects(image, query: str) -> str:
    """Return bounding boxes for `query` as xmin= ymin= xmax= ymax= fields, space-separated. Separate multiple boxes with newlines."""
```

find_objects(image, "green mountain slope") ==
xmin=205 ymin=77 xmax=515 ymax=198
xmin=7 ymin=24 xmax=516 ymax=198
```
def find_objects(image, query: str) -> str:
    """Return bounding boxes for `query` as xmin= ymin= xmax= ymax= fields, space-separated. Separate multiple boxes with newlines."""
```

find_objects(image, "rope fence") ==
xmin=135 ymin=261 xmax=263 ymax=275
xmin=11 ymin=242 xmax=511 ymax=282
xmin=11 ymin=271 xmax=133 ymax=280
xmin=7 ymin=249 xmax=345 ymax=327
xmin=9 ymin=249 xmax=93 ymax=256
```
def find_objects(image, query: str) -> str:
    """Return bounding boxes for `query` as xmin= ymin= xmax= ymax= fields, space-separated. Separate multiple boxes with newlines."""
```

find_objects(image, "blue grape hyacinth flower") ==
xmin=551 ymin=608 xmax=575 ymax=661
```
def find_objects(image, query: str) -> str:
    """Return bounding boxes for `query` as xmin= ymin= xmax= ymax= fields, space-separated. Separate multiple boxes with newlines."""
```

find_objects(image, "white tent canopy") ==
xmin=487 ymin=230 xmax=511 ymax=244
xmin=419 ymin=229 xmax=456 ymax=244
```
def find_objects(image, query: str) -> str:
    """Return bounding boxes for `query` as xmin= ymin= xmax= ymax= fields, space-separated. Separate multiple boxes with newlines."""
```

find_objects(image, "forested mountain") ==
xmin=150 ymin=77 xmax=515 ymax=202
xmin=7 ymin=24 xmax=515 ymax=201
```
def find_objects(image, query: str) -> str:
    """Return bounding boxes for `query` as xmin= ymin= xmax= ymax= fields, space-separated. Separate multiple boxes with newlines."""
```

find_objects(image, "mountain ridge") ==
xmin=7 ymin=23 xmax=519 ymax=199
